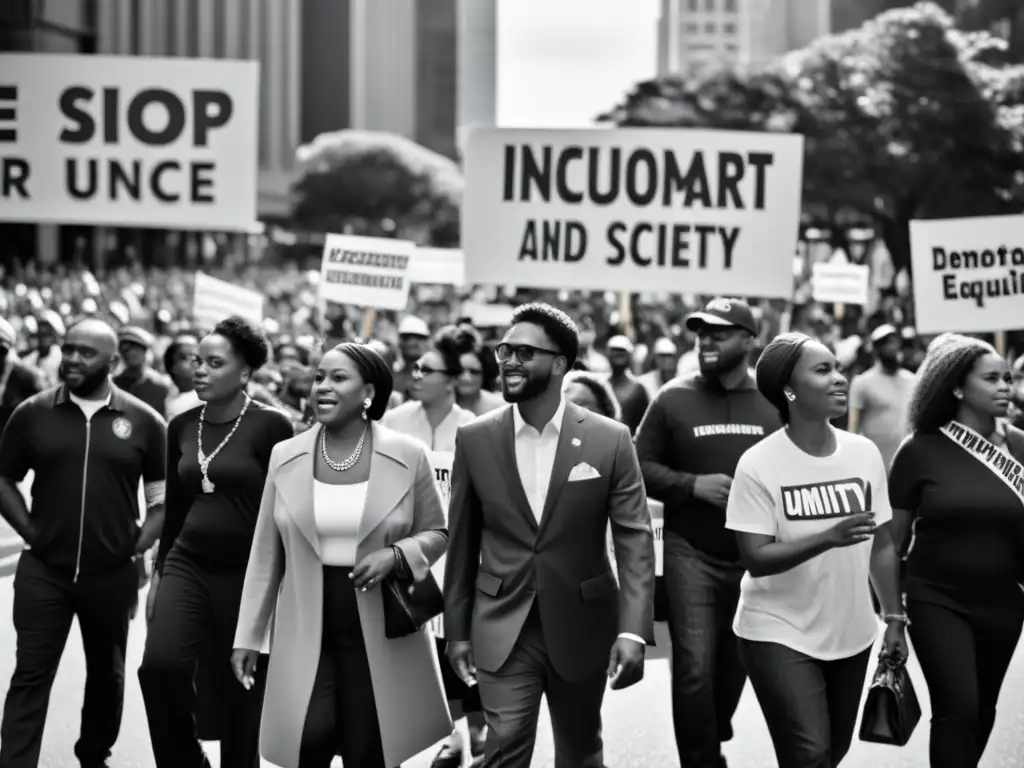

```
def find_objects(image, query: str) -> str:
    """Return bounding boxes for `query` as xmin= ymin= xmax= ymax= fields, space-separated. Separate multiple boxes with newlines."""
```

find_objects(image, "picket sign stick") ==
xmin=779 ymin=302 xmax=794 ymax=335
xmin=834 ymin=302 xmax=846 ymax=323
xmin=361 ymin=308 xmax=377 ymax=341
xmin=618 ymin=292 xmax=634 ymax=340
xmin=995 ymin=330 xmax=1007 ymax=357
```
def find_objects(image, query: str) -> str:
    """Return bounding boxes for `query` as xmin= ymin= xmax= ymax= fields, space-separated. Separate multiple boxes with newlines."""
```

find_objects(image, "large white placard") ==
xmin=462 ymin=127 xmax=804 ymax=297
xmin=319 ymin=234 xmax=415 ymax=311
xmin=193 ymin=271 xmax=264 ymax=329
xmin=0 ymin=54 xmax=259 ymax=230
xmin=909 ymin=215 xmax=1024 ymax=334
xmin=811 ymin=263 xmax=870 ymax=305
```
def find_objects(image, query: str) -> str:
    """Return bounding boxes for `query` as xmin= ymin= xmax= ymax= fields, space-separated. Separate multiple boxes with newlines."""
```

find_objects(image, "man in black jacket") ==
xmin=635 ymin=298 xmax=781 ymax=768
xmin=0 ymin=318 xmax=166 ymax=768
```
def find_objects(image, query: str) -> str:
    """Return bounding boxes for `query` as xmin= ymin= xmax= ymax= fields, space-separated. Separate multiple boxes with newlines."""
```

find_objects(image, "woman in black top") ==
xmin=138 ymin=316 xmax=294 ymax=768
xmin=889 ymin=334 xmax=1024 ymax=768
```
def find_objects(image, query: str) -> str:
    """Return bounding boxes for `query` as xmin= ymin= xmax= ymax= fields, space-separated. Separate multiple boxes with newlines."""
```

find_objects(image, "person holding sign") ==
xmin=634 ymin=298 xmax=779 ymax=768
xmin=725 ymin=333 xmax=907 ymax=768
xmin=444 ymin=303 xmax=655 ymax=768
xmin=380 ymin=325 xmax=485 ymax=768
xmin=888 ymin=335 xmax=1024 ymax=768
xmin=232 ymin=343 xmax=451 ymax=768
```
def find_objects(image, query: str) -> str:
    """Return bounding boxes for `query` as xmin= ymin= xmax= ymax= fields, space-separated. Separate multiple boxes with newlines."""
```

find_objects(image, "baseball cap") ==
xmin=118 ymin=326 xmax=155 ymax=350
xmin=869 ymin=324 xmax=899 ymax=345
xmin=606 ymin=335 xmax=634 ymax=354
xmin=653 ymin=337 xmax=678 ymax=356
xmin=397 ymin=316 xmax=430 ymax=337
xmin=685 ymin=297 xmax=757 ymax=336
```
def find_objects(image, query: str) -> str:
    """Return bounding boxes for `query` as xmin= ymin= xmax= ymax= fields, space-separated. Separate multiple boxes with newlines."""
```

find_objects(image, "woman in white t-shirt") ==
xmin=726 ymin=333 xmax=908 ymax=767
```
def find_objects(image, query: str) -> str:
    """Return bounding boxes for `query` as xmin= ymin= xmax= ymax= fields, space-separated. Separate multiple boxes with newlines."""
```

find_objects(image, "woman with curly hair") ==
xmin=888 ymin=334 xmax=1024 ymax=768
xmin=138 ymin=315 xmax=294 ymax=768
xmin=563 ymin=369 xmax=622 ymax=422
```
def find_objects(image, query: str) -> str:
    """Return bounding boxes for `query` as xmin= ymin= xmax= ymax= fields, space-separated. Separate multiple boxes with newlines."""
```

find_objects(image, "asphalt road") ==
xmin=0 ymin=570 xmax=1022 ymax=768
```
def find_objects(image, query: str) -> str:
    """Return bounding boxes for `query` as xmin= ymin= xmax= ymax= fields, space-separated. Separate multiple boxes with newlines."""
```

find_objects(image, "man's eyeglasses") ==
xmin=494 ymin=343 xmax=561 ymax=363
xmin=411 ymin=364 xmax=449 ymax=378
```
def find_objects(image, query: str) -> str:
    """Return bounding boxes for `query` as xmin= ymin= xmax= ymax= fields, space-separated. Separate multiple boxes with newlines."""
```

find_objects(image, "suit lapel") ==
xmin=538 ymin=403 xmax=586 ymax=533
xmin=277 ymin=428 xmax=320 ymax=556
xmin=496 ymin=407 xmax=537 ymax=531
xmin=359 ymin=423 xmax=411 ymax=543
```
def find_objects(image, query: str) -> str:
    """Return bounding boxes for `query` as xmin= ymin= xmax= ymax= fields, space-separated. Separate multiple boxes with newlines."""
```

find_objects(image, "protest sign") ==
xmin=811 ymin=263 xmax=870 ymax=306
xmin=193 ymin=272 xmax=264 ymax=329
xmin=909 ymin=215 xmax=1024 ymax=334
xmin=461 ymin=301 xmax=514 ymax=328
xmin=319 ymin=234 xmax=415 ymax=311
xmin=608 ymin=499 xmax=664 ymax=577
xmin=462 ymin=127 xmax=804 ymax=298
xmin=428 ymin=451 xmax=454 ymax=637
xmin=0 ymin=54 xmax=258 ymax=230
xmin=410 ymin=247 xmax=465 ymax=287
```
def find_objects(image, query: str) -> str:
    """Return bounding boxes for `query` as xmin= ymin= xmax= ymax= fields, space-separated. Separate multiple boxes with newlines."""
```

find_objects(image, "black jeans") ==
xmin=738 ymin=639 xmax=871 ymax=768
xmin=662 ymin=532 xmax=746 ymax=767
xmin=299 ymin=566 xmax=387 ymax=768
xmin=138 ymin=547 xmax=264 ymax=768
xmin=0 ymin=552 xmax=137 ymax=768
xmin=907 ymin=598 xmax=1023 ymax=768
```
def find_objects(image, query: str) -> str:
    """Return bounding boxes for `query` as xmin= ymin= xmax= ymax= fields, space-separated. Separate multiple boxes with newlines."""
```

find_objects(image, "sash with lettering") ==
xmin=428 ymin=451 xmax=454 ymax=637
xmin=940 ymin=420 xmax=1024 ymax=590
xmin=939 ymin=420 xmax=1024 ymax=507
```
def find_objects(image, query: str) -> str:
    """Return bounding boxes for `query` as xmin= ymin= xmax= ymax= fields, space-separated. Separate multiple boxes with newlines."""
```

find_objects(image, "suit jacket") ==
xmin=443 ymin=401 xmax=656 ymax=682
xmin=233 ymin=423 xmax=454 ymax=768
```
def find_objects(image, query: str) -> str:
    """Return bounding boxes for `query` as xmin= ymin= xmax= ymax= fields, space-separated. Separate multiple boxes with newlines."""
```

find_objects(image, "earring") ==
xmin=953 ymin=389 xmax=963 ymax=400
xmin=784 ymin=390 xmax=796 ymax=402
xmin=361 ymin=397 xmax=372 ymax=420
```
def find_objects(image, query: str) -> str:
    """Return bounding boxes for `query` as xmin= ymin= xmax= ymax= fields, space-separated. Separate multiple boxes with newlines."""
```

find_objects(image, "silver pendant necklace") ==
xmin=320 ymin=424 xmax=367 ymax=472
xmin=197 ymin=394 xmax=251 ymax=493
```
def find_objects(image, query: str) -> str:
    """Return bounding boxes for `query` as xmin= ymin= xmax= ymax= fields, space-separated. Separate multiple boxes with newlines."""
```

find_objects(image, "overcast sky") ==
xmin=496 ymin=0 xmax=660 ymax=128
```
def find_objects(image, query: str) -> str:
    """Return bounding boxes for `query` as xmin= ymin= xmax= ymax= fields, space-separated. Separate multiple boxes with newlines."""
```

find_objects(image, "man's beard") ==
xmin=699 ymin=350 xmax=745 ymax=380
xmin=501 ymin=368 xmax=552 ymax=403
xmin=878 ymin=352 xmax=901 ymax=371
xmin=60 ymin=363 xmax=110 ymax=396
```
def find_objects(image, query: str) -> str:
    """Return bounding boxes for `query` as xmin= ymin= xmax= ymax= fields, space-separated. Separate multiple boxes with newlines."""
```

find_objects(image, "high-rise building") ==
xmin=657 ymin=0 xmax=830 ymax=73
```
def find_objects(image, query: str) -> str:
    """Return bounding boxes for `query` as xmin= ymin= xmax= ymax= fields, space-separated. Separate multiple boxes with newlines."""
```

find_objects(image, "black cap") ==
xmin=685 ymin=297 xmax=757 ymax=336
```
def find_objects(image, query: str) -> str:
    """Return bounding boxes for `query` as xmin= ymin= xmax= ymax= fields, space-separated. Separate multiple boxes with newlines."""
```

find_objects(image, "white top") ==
xmin=381 ymin=400 xmax=476 ymax=452
xmin=512 ymin=400 xmax=565 ymax=523
xmin=69 ymin=391 xmax=111 ymax=421
xmin=726 ymin=427 xmax=892 ymax=660
xmin=314 ymin=480 xmax=368 ymax=567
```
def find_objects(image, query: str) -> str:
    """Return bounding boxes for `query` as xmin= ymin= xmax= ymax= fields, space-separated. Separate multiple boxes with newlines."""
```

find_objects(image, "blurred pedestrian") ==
xmin=727 ymin=333 xmax=906 ymax=768
xmin=444 ymin=303 xmax=655 ymax=768
xmin=232 ymin=342 xmax=451 ymax=768
xmin=0 ymin=317 xmax=46 ymax=435
xmin=22 ymin=310 xmax=63 ymax=386
xmin=888 ymin=335 xmax=1024 ymax=768
xmin=847 ymin=324 xmax=914 ymax=468
xmin=138 ymin=316 xmax=293 ymax=768
xmin=0 ymin=318 xmax=167 ymax=768
xmin=164 ymin=334 xmax=201 ymax=421
xmin=115 ymin=326 xmax=172 ymax=418
xmin=605 ymin=335 xmax=649 ymax=435
xmin=563 ymin=370 xmax=621 ymax=421
xmin=638 ymin=337 xmax=678 ymax=400
xmin=394 ymin=316 xmax=432 ymax=400
xmin=455 ymin=332 xmax=504 ymax=417
xmin=634 ymin=298 xmax=780 ymax=768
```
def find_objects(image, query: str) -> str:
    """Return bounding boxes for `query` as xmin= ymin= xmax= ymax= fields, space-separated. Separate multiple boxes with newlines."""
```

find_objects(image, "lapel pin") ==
xmin=572 ymin=438 xmax=581 ymax=447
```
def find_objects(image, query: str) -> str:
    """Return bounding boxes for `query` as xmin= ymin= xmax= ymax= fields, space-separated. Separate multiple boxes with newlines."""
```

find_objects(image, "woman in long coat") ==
xmin=232 ymin=343 xmax=453 ymax=768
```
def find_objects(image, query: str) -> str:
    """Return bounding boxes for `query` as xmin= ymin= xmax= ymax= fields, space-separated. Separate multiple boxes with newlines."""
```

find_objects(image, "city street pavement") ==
xmin=0 ymin=571 xmax=1021 ymax=768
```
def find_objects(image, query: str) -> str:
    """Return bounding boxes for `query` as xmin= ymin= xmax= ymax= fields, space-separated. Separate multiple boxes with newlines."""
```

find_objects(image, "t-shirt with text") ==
xmin=726 ymin=428 xmax=891 ymax=660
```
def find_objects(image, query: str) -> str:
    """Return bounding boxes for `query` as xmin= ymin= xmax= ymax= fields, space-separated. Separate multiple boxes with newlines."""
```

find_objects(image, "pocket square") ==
xmin=567 ymin=462 xmax=601 ymax=482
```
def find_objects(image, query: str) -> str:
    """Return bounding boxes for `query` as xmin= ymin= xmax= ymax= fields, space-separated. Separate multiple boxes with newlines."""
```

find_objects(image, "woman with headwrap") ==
xmin=232 ymin=342 xmax=452 ymax=768
xmin=724 ymin=333 xmax=907 ymax=767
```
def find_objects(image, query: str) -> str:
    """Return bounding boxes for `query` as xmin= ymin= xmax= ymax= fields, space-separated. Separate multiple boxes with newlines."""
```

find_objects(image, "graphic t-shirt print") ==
xmin=780 ymin=478 xmax=872 ymax=520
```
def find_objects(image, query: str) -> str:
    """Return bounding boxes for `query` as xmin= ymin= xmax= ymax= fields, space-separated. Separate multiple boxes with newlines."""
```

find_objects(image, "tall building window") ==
xmin=723 ymin=22 xmax=737 ymax=34
xmin=705 ymin=0 xmax=715 ymax=11
xmin=705 ymin=22 xmax=716 ymax=33
xmin=688 ymin=0 xmax=698 ymax=11
xmin=725 ymin=0 xmax=737 ymax=11
xmin=686 ymin=22 xmax=699 ymax=33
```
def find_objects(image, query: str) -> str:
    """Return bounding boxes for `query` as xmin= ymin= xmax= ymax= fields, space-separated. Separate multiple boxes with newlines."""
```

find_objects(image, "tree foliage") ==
xmin=289 ymin=130 xmax=463 ymax=247
xmin=602 ymin=1 xmax=1024 ymax=278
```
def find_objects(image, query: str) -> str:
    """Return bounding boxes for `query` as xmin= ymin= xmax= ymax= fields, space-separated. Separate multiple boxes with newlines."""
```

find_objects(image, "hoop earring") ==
xmin=784 ymin=390 xmax=796 ymax=402
xmin=362 ymin=397 xmax=372 ymax=420
xmin=953 ymin=389 xmax=963 ymax=400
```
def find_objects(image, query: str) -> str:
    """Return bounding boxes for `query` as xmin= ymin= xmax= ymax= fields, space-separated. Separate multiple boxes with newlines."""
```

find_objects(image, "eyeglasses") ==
xmin=461 ymin=367 xmax=483 ymax=377
xmin=411 ymin=364 xmax=449 ymax=378
xmin=495 ymin=343 xmax=561 ymax=363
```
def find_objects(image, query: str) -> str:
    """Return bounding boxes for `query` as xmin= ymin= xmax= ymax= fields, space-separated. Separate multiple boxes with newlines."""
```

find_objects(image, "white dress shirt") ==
xmin=511 ymin=400 xmax=645 ymax=647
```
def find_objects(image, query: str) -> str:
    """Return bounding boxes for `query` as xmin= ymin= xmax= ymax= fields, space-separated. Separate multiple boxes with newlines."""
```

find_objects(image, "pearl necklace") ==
xmin=197 ymin=394 xmax=251 ymax=493
xmin=320 ymin=424 xmax=367 ymax=472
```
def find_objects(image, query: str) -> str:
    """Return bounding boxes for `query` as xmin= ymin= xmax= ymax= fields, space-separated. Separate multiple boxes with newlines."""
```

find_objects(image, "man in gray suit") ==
xmin=444 ymin=302 xmax=656 ymax=768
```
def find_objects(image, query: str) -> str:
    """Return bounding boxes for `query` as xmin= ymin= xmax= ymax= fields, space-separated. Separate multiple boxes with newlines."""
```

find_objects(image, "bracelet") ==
xmin=882 ymin=612 xmax=911 ymax=627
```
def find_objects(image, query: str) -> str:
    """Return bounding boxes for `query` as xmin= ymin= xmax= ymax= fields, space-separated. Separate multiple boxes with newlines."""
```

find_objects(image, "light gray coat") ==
xmin=233 ymin=423 xmax=453 ymax=768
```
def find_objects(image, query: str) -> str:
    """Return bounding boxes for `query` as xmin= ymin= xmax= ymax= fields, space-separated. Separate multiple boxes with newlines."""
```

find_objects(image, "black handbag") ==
xmin=381 ymin=570 xmax=445 ymax=639
xmin=858 ymin=654 xmax=921 ymax=746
